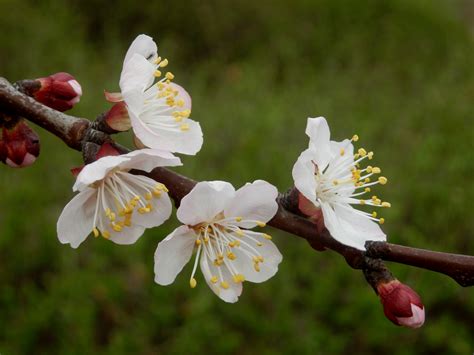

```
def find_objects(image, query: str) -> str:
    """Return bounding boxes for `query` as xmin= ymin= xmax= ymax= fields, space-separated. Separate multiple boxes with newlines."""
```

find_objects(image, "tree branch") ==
xmin=1 ymin=77 xmax=473 ymax=288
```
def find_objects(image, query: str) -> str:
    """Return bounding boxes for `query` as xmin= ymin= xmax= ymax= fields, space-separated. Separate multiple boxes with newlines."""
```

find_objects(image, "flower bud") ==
xmin=34 ymin=72 xmax=82 ymax=112
xmin=377 ymin=279 xmax=425 ymax=328
xmin=0 ymin=119 xmax=40 ymax=168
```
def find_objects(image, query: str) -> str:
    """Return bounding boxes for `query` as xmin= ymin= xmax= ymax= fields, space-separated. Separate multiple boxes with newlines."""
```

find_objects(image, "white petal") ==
xmin=132 ymin=185 xmax=173 ymax=228
xmin=170 ymin=83 xmax=192 ymax=110
xmin=177 ymin=181 xmax=236 ymax=225
xmin=120 ymin=53 xmax=156 ymax=95
xmin=117 ymin=148 xmax=182 ymax=172
xmin=73 ymin=155 xmax=130 ymax=192
xmin=108 ymin=224 xmax=146 ymax=245
xmin=154 ymin=225 xmax=196 ymax=285
xmin=232 ymin=235 xmax=282 ymax=283
xmin=292 ymin=148 xmax=318 ymax=205
xmin=306 ymin=117 xmax=332 ymax=170
xmin=200 ymin=254 xmax=242 ymax=303
xmin=57 ymin=188 xmax=96 ymax=248
xmin=224 ymin=180 xmax=278 ymax=228
xmin=321 ymin=202 xmax=386 ymax=250
xmin=123 ymin=34 xmax=158 ymax=65
xmin=130 ymin=111 xmax=203 ymax=155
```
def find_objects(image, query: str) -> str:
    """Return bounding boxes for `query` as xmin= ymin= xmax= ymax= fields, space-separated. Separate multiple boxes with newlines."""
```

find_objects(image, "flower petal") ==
xmin=292 ymin=148 xmax=318 ymax=205
xmin=131 ymin=180 xmax=173 ymax=228
xmin=73 ymin=155 xmax=130 ymax=192
xmin=306 ymin=117 xmax=332 ymax=170
xmin=200 ymin=254 xmax=242 ymax=303
xmin=177 ymin=181 xmax=236 ymax=225
xmin=224 ymin=180 xmax=278 ymax=228
xmin=154 ymin=225 xmax=196 ymax=285
xmin=232 ymin=235 xmax=282 ymax=283
xmin=117 ymin=148 xmax=182 ymax=172
xmin=123 ymin=34 xmax=158 ymax=65
xmin=108 ymin=224 xmax=146 ymax=245
xmin=321 ymin=202 xmax=386 ymax=250
xmin=57 ymin=188 xmax=96 ymax=248
xmin=120 ymin=53 xmax=156 ymax=95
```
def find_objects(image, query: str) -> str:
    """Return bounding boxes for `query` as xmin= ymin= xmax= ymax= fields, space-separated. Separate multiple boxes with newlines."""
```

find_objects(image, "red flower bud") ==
xmin=377 ymin=280 xmax=425 ymax=328
xmin=34 ymin=72 xmax=82 ymax=112
xmin=1 ymin=120 xmax=40 ymax=168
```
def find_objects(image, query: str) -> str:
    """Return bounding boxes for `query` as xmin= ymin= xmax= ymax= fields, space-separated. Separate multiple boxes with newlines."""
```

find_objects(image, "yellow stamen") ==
xmin=93 ymin=228 xmax=100 ymax=238
xmin=379 ymin=218 xmax=385 ymax=225
xmin=154 ymin=70 xmax=162 ymax=77
xmin=352 ymin=134 xmax=359 ymax=142
xmin=358 ymin=148 xmax=367 ymax=157
xmin=165 ymin=72 xmax=175 ymax=80
xmin=180 ymin=124 xmax=189 ymax=131
xmin=378 ymin=176 xmax=388 ymax=185
xmin=256 ymin=221 xmax=266 ymax=227
xmin=190 ymin=278 xmax=197 ymax=288
xmin=263 ymin=233 xmax=272 ymax=240
xmin=220 ymin=281 xmax=229 ymax=289
xmin=210 ymin=276 xmax=218 ymax=284
xmin=381 ymin=202 xmax=391 ymax=208
xmin=235 ymin=216 xmax=243 ymax=222
xmin=159 ymin=58 xmax=168 ymax=67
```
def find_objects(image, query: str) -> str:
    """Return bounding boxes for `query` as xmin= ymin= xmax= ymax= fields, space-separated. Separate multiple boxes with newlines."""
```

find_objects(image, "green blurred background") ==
xmin=0 ymin=0 xmax=473 ymax=353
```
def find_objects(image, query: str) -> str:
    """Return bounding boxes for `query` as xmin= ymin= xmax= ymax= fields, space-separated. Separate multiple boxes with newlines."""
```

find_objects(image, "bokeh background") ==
xmin=1 ymin=0 xmax=473 ymax=353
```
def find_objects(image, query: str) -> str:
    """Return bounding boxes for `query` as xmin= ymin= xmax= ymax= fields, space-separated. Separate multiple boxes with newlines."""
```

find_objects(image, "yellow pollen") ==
xmin=220 ymin=281 xmax=229 ymax=289
xmin=372 ymin=167 xmax=381 ymax=174
xmin=381 ymin=202 xmax=391 ymax=208
xmin=372 ymin=211 xmax=377 ymax=218
xmin=154 ymin=70 xmax=162 ymax=77
xmin=333 ymin=180 xmax=339 ymax=185
xmin=180 ymin=124 xmax=189 ymax=131
xmin=165 ymin=72 xmax=175 ymax=80
xmin=157 ymin=82 xmax=165 ymax=90
xmin=236 ymin=229 xmax=244 ymax=237
xmin=154 ymin=56 xmax=162 ymax=64
xmin=190 ymin=278 xmax=197 ymax=288
xmin=258 ymin=256 xmax=264 ymax=262
xmin=177 ymin=99 xmax=185 ymax=107
xmin=352 ymin=134 xmax=359 ymax=142
xmin=227 ymin=252 xmax=237 ymax=260
xmin=195 ymin=239 xmax=201 ymax=246
xmin=159 ymin=58 xmax=169 ymax=67
xmin=254 ymin=263 xmax=261 ymax=272
xmin=234 ymin=240 xmax=241 ymax=247
xmin=365 ymin=187 xmax=371 ymax=192
xmin=102 ymin=230 xmax=111 ymax=239
xmin=233 ymin=274 xmax=245 ymax=283
xmin=93 ymin=228 xmax=100 ymax=238
xmin=214 ymin=259 xmax=223 ymax=266
xmin=235 ymin=216 xmax=243 ymax=222
xmin=368 ymin=151 xmax=374 ymax=160
xmin=358 ymin=148 xmax=367 ymax=156
xmin=204 ymin=237 xmax=210 ymax=243
xmin=181 ymin=109 xmax=191 ymax=118
xmin=256 ymin=221 xmax=266 ymax=227
xmin=379 ymin=218 xmax=385 ymax=225
xmin=360 ymin=199 xmax=366 ymax=205
xmin=263 ymin=233 xmax=272 ymax=240
xmin=111 ymin=223 xmax=122 ymax=232
xmin=210 ymin=276 xmax=218 ymax=284
xmin=366 ymin=166 xmax=373 ymax=173
xmin=374 ymin=199 xmax=382 ymax=205
xmin=378 ymin=176 xmax=388 ymax=185
xmin=364 ymin=178 xmax=370 ymax=183
xmin=153 ymin=189 xmax=162 ymax=197
xmin=228 ymin=241 xmax=236 ymax=247
xmin=340 ymin=148 xmax=345 ymax=156
xmin=372 ymin=195 xmax=378 ymax=201
xmin=145 ymin=192 xmax=153 ymax=200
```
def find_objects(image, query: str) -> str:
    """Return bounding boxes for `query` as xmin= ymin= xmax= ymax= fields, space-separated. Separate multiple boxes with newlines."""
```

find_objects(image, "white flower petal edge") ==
xmin=58 ymin=149 xmax=181 ymax=248
xmin=154 ymin=180 xmax=282 ymax=303
xmin=123 ymin=34 xmax=158 ymax=66
xmin=292 ymin=116 xmax=389 ymax=250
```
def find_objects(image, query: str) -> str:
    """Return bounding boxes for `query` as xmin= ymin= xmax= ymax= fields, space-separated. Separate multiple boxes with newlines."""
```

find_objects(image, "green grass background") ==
xmin=0 ymin=0 xmax=473 ymax=353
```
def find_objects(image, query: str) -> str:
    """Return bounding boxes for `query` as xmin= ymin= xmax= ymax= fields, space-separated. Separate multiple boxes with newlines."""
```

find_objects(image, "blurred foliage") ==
xmin=0 ymin=0 xmax=473 ymax=353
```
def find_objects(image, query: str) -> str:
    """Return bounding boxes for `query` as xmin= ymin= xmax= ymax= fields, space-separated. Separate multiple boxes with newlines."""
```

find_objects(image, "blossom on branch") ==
xmin=154 ymin=180 xmax=282 ymax=303
xmin=106 ymin=34 xmax=203 ymax=155
xmin=292 ymin=117 xmax=389 ymax=250
xmin=57 ymin=145 xmax=181 ymax=248
xmin=0 ymin=118 xmax=40 ymax=168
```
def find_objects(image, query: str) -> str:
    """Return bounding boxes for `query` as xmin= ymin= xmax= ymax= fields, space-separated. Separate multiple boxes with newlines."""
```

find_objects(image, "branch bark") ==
xmin=1 ymin=77 xmax=473 ymax=288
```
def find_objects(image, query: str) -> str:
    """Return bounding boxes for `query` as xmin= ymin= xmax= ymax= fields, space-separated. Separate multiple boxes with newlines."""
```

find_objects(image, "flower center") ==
xmin=187 ymin=215 xmax=271 ymax=290
xmin=91 ymin=171 xmax=168 ymax=239
xmin=314 ymin=134 xmax=390 ymax=225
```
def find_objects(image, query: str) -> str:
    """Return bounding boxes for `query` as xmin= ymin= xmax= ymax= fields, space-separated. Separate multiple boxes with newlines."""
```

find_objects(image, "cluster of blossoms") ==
xmin=4 ymin=33 xmax=423 ymax=325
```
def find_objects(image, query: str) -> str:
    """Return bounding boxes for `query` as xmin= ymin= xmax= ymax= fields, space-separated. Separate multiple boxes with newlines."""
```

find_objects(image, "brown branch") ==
xmin=1 ymin=76 xmax=473 ymax=288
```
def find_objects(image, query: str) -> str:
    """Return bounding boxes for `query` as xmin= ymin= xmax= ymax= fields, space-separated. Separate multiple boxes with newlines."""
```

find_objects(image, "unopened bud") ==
xmin=34 ymin=72 xmax=82 ymax=112
xmin=377 ymin=280 xmax=425 ymax=328
xmin=0 ymin=119 xmax=40 ymax=168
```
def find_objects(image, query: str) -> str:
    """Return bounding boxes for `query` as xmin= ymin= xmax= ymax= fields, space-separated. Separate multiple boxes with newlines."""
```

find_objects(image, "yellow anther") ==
xmin=254 ymin=263 xmax=261 ymax=272
xmin=333 ymin=180 xmax=339 ymax=186
xmin=364 ymin=178 xmax=370 ymax=183
xmin=372 ymin=195 xmax=378 ymax=201
xmin=228 ymin=241 xmax=236 ymax=247
xmin=180 ymin=124 xmax=190 ymax=131
xmin=256 ymin=242 xmax=263 ymax=247
xmin=145 ymin=192 xmax=153 ymax=200
xmin=227 ymin=252 xmax=236 ymax=260
xmin=360 ymin=199 xmax=366 ymax=205
xmin=372 ymin=167 xmax=381 ymax=174
xmin=146 ymin=203 xmax=153 ymax=211
xmin=365 ymin=187 xmax=371 ymax=193
xmin=204 ymin=237 xmax=210 ymax=243
xmin=366 ymin=166 xmax=373 ymax=173
xmin=236 ymin=229 xmax=244 ymax=237
xmin=263 ymin=233 xmax=272 ymax=240
xmin=190 ymin=278 xmax=197 ymax=288
xmin=256 ymin=221 xmax=266 ymax=227
xmin=217 ymin=253 xmax=224 ymax=260
xmin=379 ymin=218 xmax=385 ymax=225
xmin=154 ymin=56 xmax=162 ymax=64
xmin=358 ymin=148 xmax=367 ymax=156
xmin=102 ymin=230 xmax=111 ymax=239
xmin=378 ymin=176 xmax=388 ymax=185
xmin=340 ymin=148 xmax=345 ymax=156
xmin=153 ymin=189 xmax=162 ymax=197
xmin=352 ymin=134 xmax=359 ymax=142
xmin=159 ymin=58 xmax=168 ymax=67
xmin=233 ymin=274 xmax=245 ymax=283
xmin=213 ymin=259 xmax=223 ymax=266
xmin=374 ymin=199 xmax=382 ymax=205
xmin=258 ymin=256 xmax=264 ymax=262
xmin=354 ymin=153 xmax=360 ymax=159
xmin=123 ymin=218 xmax=132 ymax=227
xmin=220 ymin=281 xmax=229 ymax=289
xmin=368 ymin=151 xmax=374 ymax=160
xmin=235 ymin=216 xmax=243 ymax=222
xmin=157 ymin=82 xmax=165 ymax=90
xmin=371 ymin=211 xmax=378 ymax=218
xmin=381 ymin=202 xmax=391 ymax=208
xmin=210 ymin=276 xmax=218 ymax=284
xmin=93 ymin=228 xmax=100 ymax=238
xmin=138 ymin=207 xmax=150 ymax=214
xmin=177 ymin=99 xmax=185 ymax=107
xmin=154 ymin=70 xmax=162 ymax=77
xmin=109 ymin=212 xmax=116 ymax=221
xmin=112 ymin=223 xmax=122 ymax=232
xmin=181 ymin=109 xmax=191 ymax=118
xmin=195 ymin=239 xmax=201 ymax=246
xmin=173 ymin=115 xmax=184 ymax=122
xmin=252 ymin=256 xmax=260 ymax=263
xmin=234 ymin=240 xmax=241 ymax=247
xmin=165 ymin=72 xmax=175 ymax=80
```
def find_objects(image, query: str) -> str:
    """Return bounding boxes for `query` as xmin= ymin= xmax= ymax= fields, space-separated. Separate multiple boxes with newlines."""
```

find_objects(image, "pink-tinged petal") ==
xmin=321 ymin=202 xmax=386 ymax=250
xmin=123 ymin=34 xmax=158 ymax=65
xmin=292 ymin=148 xmax=318 ymax=205
xmin=104 ymin=102 xmax=131 ymax=132
xmin=232 ymin=235 xmax=282 ymax=283
xmin=95 ymin=142 xmax=121 ymax=160
xmin=306 ymin=117 xmax=332 ymax=170
xmin=130 ymin=111 xmax=203 ymax=155
xmin=120 ymin=53 xmax=156 ymax=94
xmin=104 ymin=91 xmax=124 ymax=103
xmin=70 ymin=165 xmax=84 ymax=177
xmin=57 ymin=188 xmax=96 ymax=248
xmin=5 ymin=153 xmax=36 ymax=168
xmin=177 ymin=181 xmax=236 ymax=225
xmin=133 ymin=134 xmax=146 ymax=149
xmin=200 ymin=254 xmax=242 ymax=303
xmin=298 ymin=193 xmax=320 ymax=217
xmin=224 ymin=180 xmax=278 ymax=228
xmin=396 ymin=304 xmax=425 ymax=328
xmin=73 ymin=155 xmax=130 ymax=192
xmin=117 ymin=148 xmax=181 ymax=172
xmin=169 ymin=83 xmax=192 ymax=110
xmin=108 ymin=224 xmax=146 ymax=245
xmin=154 ymin=225 xmax=196 ymax=285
